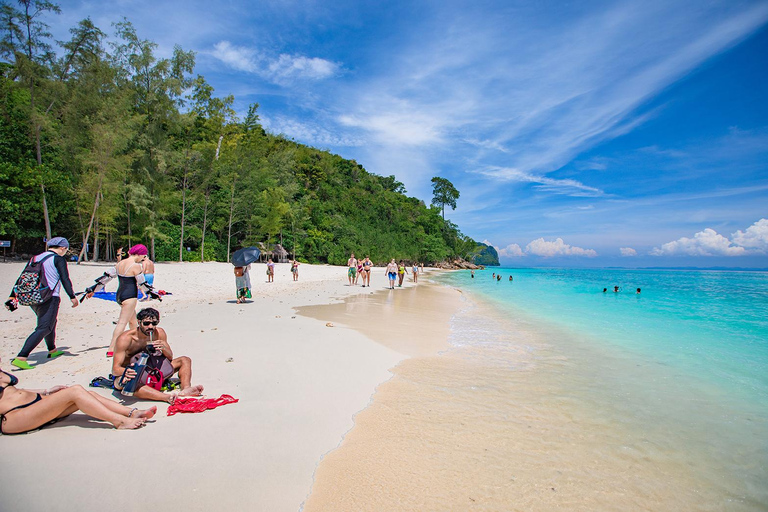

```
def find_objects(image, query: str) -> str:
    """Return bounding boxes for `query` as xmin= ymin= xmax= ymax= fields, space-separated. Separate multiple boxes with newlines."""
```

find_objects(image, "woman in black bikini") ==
xmin=0 ymin=357 xmax=154 ymax=433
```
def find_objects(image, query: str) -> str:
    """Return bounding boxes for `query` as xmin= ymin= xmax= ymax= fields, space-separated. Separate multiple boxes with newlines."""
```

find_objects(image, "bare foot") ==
xmin=179 ymin=385 xmax=204 ymax=397
xmin=137 ymin=406 xmax=157 ymax=419
xmin=116 ymin=417 xmax=146 ymax=430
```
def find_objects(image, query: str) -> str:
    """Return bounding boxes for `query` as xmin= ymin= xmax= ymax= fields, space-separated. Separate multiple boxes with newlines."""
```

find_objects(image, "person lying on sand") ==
xmin=0 ymin=357 xmax=153 ymax=433
xmin=112 ymin=308 xmax=204 ymax=403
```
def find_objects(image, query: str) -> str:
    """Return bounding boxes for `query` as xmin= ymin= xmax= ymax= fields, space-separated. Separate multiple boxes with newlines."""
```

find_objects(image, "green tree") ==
xmin=430 ymin=176 xmax=459 ymax=220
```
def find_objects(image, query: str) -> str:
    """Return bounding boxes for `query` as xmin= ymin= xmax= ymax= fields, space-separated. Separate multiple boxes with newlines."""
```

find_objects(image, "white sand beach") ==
xmin=0 ymin=260 xmax=456 ymax=511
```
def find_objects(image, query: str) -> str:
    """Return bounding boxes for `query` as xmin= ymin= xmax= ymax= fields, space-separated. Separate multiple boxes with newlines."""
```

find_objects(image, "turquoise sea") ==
xmin=436 ymin=267 xmax=768 ymax=509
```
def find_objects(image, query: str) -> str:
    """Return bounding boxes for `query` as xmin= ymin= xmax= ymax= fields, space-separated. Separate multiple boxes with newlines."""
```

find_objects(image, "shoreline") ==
xmin=301 ymin=272 xmax=761 ymax=511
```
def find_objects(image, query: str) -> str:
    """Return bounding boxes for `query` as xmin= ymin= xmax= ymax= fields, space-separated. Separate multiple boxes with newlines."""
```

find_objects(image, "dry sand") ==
xmin=0 ymin=260 xmax=453 ymax=511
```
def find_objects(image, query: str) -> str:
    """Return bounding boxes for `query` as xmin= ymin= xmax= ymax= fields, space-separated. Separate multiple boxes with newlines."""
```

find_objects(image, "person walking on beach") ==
xmin=266 ymin=259 xmax=275 ymax=283
xmin=361 ymin=256 xmax=372 ymax=287
xmin=356 ymin=259 xmax=363 ymax=285
xmin=397 ymin=260 xmax=408 ymax=287
xmin=0 ymin=357 xmax=153 ymax=432
xmin=291 ymin=260 xmax=300 ymax=281
xmin=235 ymin=264 xmax=251 ymax=303
xmin=8 ymin=237 xmax=79 ymax=370
xmin=347 ymin=253 xmax=358 ymax=286
xmin=412 ymin=262 xmax=419 ymax=283
xmin=385 ymin=259 xmax=398 ymax=289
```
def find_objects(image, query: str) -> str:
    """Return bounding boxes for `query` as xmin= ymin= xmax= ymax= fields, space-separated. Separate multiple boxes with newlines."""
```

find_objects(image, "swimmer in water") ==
xmin=636 ymin=288 xmax=641 ymax=294
xmin=614 ymin=286 xmax=620 ymax=293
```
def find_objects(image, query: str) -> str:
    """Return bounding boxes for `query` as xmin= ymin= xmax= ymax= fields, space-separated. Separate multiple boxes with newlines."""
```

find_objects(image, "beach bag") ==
xmin=234 ymin=266 xmax=244 ymax=277
xmin=131 ymin=352 xmax=174 ymax=391
xmin=13 ymin=254 xmax=58 ymax=306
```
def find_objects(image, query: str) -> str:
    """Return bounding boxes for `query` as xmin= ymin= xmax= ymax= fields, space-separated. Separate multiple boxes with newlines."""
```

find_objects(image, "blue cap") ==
xmin=47 ymin=237 xmax=70 ymax=248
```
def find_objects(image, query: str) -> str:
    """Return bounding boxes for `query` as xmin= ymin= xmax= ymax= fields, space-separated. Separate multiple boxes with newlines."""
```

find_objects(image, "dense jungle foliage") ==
xmin=0 ymin=2 xmax=497 ymax=266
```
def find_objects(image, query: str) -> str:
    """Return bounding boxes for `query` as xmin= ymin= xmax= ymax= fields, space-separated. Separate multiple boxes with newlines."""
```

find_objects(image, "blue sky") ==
xmin=49 ymin=0 xmax=768 ymax=267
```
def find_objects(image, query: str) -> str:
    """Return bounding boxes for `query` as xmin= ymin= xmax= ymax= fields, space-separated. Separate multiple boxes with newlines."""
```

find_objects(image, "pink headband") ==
xmin=128 ymin=244 xmax=148 ymax=256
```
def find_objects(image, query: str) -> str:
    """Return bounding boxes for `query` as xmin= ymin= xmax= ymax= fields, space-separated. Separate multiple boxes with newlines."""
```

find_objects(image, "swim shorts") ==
xmin=388 ymin=272 xmax=397 ymax=280
xmin=348 ymin=267 xmax=357 ymax=277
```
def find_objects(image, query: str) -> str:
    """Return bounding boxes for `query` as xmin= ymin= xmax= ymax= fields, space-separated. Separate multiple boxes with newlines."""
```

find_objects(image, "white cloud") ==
xmin=498 ymin=243 xmax=525 ymax=258
xmin=620 ymin=247 xmax=637 ymax=257
xmin=651 ymin=228 xmax=746 ymax=256
xmin=731 ymin=218 xmax=768 ymax=252
xmin=525 ymin=238 xmax=598 ymax=257
xmin=209 ymin=41 xmax=339 ymax=83
xmin=268 ymin=54 xmax=339 ymax=81
xmin=211 ymin=41 xmax=258 ymax=73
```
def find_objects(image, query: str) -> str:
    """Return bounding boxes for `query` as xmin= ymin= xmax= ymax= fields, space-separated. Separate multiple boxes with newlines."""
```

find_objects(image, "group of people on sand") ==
xmin=348 ymin=254 xmax=422 ymax=289
xmin=2 ymin=237 xmax=204 ymax=434
xmin=233 ymin=258 xmax=301 ymax=303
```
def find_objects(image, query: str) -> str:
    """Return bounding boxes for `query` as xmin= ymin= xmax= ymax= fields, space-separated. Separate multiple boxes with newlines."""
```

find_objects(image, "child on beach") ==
xmin=267 ymin=259 xmax=275 ymax=283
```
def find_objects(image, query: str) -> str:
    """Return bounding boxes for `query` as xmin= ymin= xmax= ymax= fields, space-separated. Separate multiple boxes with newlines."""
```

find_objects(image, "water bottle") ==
xmin=121 ymin=352 xmax=149 ymax=396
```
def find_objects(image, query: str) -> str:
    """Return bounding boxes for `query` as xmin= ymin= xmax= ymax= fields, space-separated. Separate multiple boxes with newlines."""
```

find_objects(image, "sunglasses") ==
xmin=141 ymin=321 xmax=159 ymax=326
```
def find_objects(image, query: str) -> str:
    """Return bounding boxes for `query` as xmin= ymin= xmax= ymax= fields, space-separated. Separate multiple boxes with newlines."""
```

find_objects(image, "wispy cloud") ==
xmin=476 ymin=166 xmax=604 ymax=197
xmin=262 ymin=115 xmax=364 ymax=148
xmin=620 ymin=247 xmax=638 ymax=257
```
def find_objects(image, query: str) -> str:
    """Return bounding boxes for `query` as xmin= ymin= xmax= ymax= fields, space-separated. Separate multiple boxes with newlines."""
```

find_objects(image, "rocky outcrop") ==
xmin=435 ymin=259 xmax=484 ymax=270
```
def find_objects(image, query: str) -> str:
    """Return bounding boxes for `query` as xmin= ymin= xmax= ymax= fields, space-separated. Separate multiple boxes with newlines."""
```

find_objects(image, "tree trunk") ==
xmin=179 ymin=149 xmax=190 ymax=262
xmin=124 ymin=176 xmax=132 ymax=246
xmin=226 ymin=176 xmax=236 ymax=263
xmin=78 ymin=175 xmax=103 ymax=263
xmin=93 ymin=216 xmax=100 ymax=262
xmin=201 ymin=188 xmax=210 ymax=263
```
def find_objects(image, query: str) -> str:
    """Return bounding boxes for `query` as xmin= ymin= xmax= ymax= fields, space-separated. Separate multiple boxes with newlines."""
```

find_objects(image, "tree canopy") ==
xmin=430 ymin=176 xmax=460 ymax=220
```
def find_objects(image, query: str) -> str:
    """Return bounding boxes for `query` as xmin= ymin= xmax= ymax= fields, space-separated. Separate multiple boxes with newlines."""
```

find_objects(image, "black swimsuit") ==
xmin=0 ymin=370 xmax=42 ymax=435
xmin=116 ymin=263 xmax=142 ymax=305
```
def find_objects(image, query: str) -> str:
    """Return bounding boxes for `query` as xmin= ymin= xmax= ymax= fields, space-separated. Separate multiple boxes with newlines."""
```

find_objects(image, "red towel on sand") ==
xmin=167 ymin=394 xmax=238 ymax=416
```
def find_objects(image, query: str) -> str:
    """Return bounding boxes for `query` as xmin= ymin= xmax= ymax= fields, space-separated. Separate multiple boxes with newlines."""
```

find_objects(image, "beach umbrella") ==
xmin=231 ymin=246 xmax=261 ymax=266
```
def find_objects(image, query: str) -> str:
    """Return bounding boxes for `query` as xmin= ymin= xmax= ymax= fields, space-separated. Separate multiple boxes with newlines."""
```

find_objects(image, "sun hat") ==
xmin=128 ymin=244 xmax=148 ymax=256
xmin=47 ymin=236 xmax=70 ymax=248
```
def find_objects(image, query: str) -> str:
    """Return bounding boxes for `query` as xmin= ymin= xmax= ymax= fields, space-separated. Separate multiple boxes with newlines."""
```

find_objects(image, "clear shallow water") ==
xmin=443 ymin=268 xmax=768 ymax=397
xmin=435 ymin=268 xmax=768 ymax=509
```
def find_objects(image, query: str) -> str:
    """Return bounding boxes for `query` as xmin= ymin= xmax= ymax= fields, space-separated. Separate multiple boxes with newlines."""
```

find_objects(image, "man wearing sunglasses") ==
xmin=111 ymin=308 xmax=204 ymax=402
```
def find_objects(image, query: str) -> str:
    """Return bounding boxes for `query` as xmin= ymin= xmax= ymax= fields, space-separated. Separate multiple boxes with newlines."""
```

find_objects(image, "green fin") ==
xmin=11 ymin=359 xmax=34 ymax=370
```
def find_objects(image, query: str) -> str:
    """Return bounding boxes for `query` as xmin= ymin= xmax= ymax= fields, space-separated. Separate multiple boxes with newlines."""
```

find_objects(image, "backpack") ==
xmin=13 ymin=253 xmax=58 ymax=306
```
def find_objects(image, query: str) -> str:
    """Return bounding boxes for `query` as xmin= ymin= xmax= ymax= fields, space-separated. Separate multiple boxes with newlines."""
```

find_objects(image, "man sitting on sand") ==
xmin=112 ymin=308 xmax=203 ymax=403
